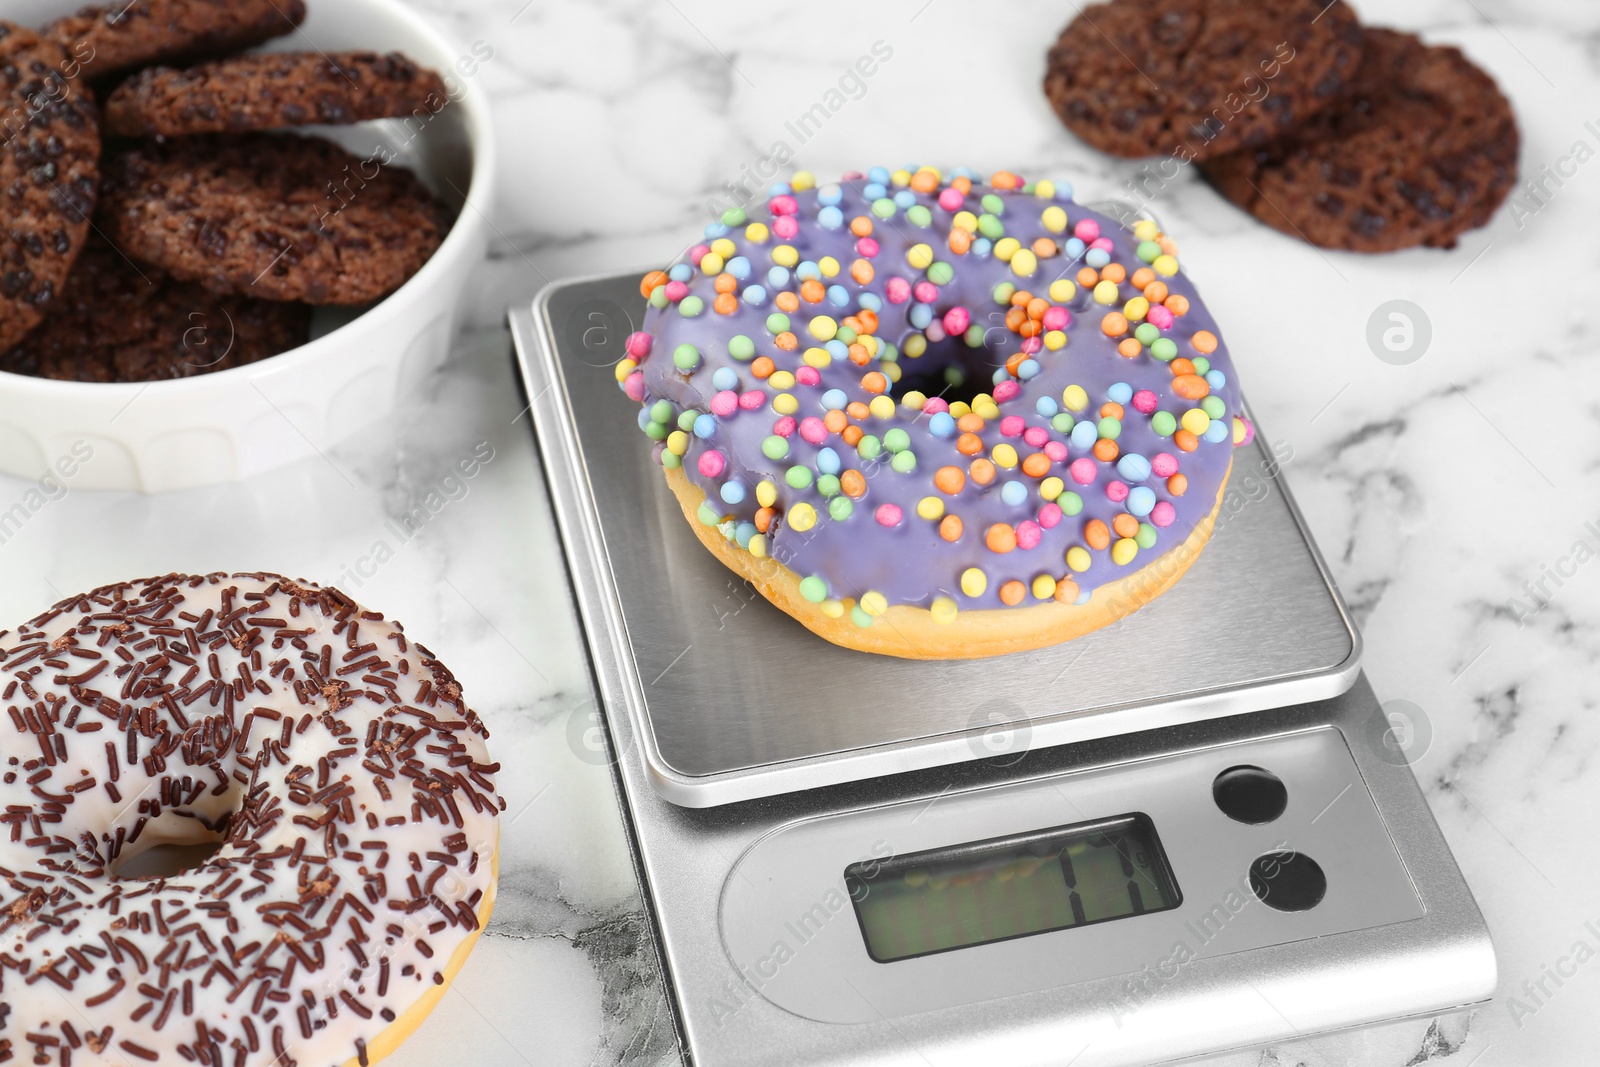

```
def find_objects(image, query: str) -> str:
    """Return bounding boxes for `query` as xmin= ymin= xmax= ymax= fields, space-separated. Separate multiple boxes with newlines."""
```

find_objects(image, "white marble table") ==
xmin=4 ymin=0 xmax=1598 ymax=1063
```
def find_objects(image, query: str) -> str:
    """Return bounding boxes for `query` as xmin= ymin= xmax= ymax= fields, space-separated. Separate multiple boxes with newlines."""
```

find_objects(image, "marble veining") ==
xmin=2 ymin=0 xmax=1597 ymax=1062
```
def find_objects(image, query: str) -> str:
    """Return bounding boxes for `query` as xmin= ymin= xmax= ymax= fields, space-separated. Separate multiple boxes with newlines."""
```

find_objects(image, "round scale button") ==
xmin=1248 ymin=850 xmax=1327 ymax=912
xmin=1212 ymin=765 xmax=1288 ymax=824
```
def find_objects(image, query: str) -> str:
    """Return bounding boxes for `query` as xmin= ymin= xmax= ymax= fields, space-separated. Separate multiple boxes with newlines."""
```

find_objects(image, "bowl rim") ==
xmin=0 ymin=0 xmax=498 ymax=398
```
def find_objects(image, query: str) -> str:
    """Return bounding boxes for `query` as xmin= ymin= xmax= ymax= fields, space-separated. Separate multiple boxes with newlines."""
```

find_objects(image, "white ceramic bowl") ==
xmin=0 ymin=0 xmax=494 ymax=492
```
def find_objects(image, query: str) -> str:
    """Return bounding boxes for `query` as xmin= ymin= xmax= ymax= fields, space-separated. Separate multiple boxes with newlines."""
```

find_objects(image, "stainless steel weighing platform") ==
xmin=508 ymin=274 xmax=1495 ymax=1067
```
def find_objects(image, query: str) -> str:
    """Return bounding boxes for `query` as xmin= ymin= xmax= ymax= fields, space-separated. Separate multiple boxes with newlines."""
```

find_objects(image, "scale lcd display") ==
xmin=844 ymin=813 xmax=1180 ymax=963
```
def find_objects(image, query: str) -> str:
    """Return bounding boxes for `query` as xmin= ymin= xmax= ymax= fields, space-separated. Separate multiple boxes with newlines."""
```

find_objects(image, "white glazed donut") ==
xmin=0 ymin=573 xmax=503 ymax=1067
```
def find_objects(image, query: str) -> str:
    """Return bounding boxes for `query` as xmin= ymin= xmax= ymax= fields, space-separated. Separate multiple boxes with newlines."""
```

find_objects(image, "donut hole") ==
xmin=104 ymin=784 xmax=242 ymax=881
xmin=893 ymin=335 xmax=1010 ymax=408
xmin=116 ymin=839 xmax=226 ymax=879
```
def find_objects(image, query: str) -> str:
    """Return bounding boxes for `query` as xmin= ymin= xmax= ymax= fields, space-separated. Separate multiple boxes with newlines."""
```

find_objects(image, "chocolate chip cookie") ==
xmin=0 ymin=21 xmax=100 ymax=352
xmin=1043 ymin=0 xmax=1364 ymax=160
xmin=105 ymin=50 xmax=450 ymax=137
xmin=1200 ymin=28 xmax=1520 ymax=251
xmin=98 ymin=133 xmax=454 ymax=305
xmin=1 ymin=236 xmax=311 ymax=383
xmin=43 ymin=0 xmax=306 ymax=82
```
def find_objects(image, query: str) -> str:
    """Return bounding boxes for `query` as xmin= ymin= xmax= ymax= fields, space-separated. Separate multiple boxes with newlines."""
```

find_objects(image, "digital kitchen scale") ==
xmin=508 ymin=274 xmax=1495 ymax=1067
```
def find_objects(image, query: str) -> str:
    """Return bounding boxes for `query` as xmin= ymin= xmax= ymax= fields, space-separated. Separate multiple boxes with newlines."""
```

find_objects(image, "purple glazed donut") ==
xmin=616 ymin=167 xmax=1250 ymax=659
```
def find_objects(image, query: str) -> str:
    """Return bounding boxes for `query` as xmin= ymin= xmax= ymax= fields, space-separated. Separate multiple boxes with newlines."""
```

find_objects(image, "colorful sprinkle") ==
xmin=960 ymin=567 xmax=988 ymax=597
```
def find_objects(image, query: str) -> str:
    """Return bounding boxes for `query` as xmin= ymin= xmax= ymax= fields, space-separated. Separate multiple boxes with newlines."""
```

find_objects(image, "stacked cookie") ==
xmin=1043 ymin=0 xmax=1520 ymax=252
xmin=1 ymin=0 xmax=455 ymax=383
